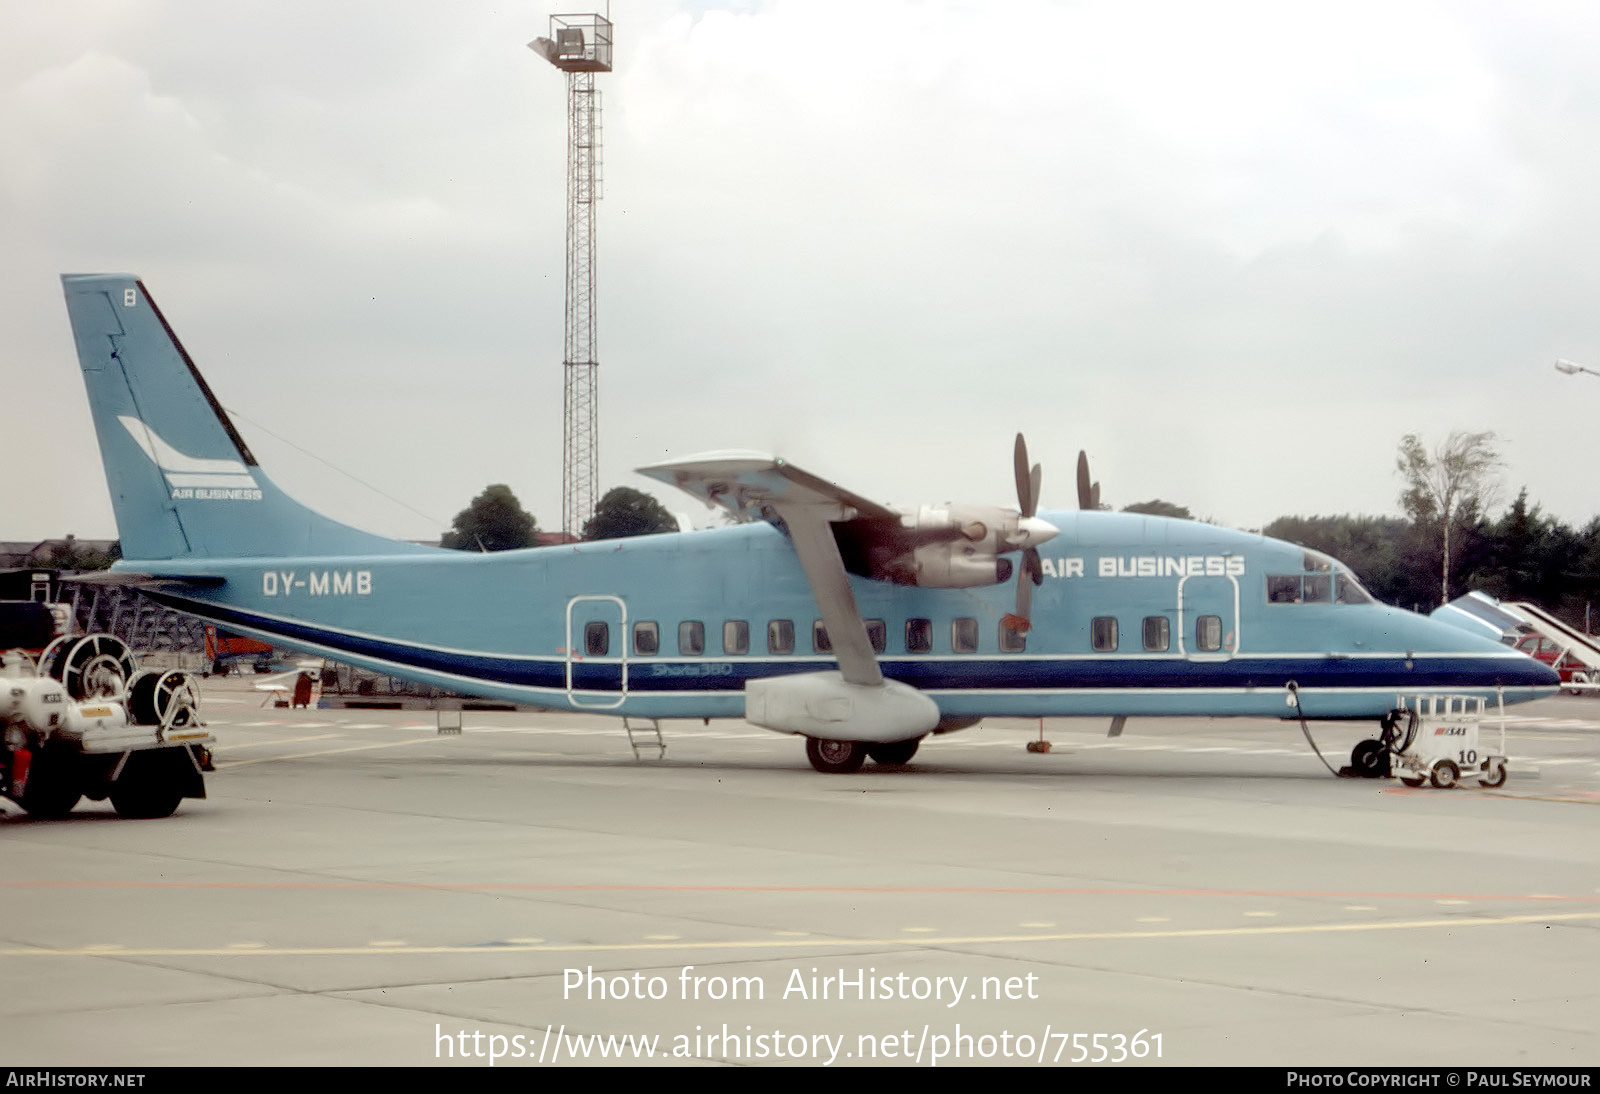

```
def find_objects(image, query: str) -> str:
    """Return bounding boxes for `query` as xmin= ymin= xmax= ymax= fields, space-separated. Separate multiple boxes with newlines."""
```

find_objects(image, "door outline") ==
xmin=565 ymin=595 xmax=628 ymax=709
xmin=1176 ymin=575 xmax=1240 ymax=660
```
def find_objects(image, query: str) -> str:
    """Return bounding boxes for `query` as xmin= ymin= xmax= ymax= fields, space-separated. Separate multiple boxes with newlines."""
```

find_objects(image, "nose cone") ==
xmin=1011 ymin=515 xmax=1059 ymax=549
xmin=1423 ymin=612 xmax=1561 ymax=695
xmin=1525 ymin=657 xmax=1562 ymax=688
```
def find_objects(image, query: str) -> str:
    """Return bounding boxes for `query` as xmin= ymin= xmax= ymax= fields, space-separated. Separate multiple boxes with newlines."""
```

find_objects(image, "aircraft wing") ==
xmin=636 ymin=452 xmax=897 ymax=525
xmin=639 ymin=452 xmax=888 ymax=687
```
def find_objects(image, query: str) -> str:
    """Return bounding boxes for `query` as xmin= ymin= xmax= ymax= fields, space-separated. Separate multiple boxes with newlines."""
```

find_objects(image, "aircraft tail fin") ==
xmin=62 ymin=274 xmax=436 ymax=561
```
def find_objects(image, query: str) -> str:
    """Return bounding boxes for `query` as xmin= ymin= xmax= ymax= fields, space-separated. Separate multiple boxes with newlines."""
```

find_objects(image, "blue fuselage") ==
xmin=132 ymin=510 xmax=1558 ymax=725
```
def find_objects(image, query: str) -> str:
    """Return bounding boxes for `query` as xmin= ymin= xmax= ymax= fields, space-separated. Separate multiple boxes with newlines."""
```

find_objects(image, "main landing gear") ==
xmin=803 ymin=736 xmax=923 ymax=774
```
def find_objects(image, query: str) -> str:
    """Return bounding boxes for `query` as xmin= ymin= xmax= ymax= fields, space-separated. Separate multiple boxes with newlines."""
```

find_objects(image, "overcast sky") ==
xmin=6 ymin=1 xmax=1600 ymax=545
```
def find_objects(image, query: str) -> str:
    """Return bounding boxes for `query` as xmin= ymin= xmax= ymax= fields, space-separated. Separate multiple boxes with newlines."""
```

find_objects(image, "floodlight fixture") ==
xmin=528 ymin=12 xmax=613 ymax=73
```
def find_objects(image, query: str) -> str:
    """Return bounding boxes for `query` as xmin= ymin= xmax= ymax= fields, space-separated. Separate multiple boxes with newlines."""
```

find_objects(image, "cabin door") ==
xmin=1176 ymin=575 xmax=1239 ymax=661
xmin=565 ymin=595 xmax=628 ymax=709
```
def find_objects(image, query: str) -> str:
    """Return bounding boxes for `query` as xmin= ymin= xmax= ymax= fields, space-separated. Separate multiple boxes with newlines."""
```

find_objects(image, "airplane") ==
xmin=59 ymin=273 xmax=1559 ymax=774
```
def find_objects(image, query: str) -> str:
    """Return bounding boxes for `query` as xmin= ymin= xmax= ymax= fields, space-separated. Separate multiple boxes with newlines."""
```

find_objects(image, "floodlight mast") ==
xmin=530 ymin=12 xmax=613 ymax=536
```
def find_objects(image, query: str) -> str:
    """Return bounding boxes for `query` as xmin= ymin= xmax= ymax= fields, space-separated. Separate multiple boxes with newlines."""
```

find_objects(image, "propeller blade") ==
xmin=999 ymin=548 xmax=1042 ymax=636
xmin=1090 ymin=481 xmax=1101 ymax=510
xmin=1027 ymin=463 xmax=1042 ymax=519
xmin=1077 ymin=451 xmax=1092 ymax=510
xmin=1013 ymin=572 xmax=1034 ymax=632
xmin=1014 ymin=433 xmax=1032 ymax=515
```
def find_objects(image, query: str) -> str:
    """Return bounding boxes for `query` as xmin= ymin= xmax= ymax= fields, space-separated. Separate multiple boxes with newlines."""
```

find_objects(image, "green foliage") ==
xmin=583 ymin=487 xmax=680 ymax=542
xmin=1262 ymin=514 xmax=1425 ymax=608
xmin=441 ymin=484 xmax=537 ymax=552
xmin=1263 ymin=489 xmax=1600 ymax=626
xmin=1122 ymin=500 xmax=1193 ymax=520
xmin=41 ymin=536 xmax=118 ymax=571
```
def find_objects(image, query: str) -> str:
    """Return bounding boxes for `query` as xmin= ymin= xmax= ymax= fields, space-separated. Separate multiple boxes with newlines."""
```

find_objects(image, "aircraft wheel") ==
xmin=1350 ymin=738 xmax=1390 ymax=778
xmin=1400 ymin=777 xmax=1425 ymax=788
xmin=1429 ymin=760 xmax=1460 ymax=790
xmin=1025 ymin=739 xmax=1052 ymax=753
xmin=866 ymin=738 xmax=921 ymax=765
xmin=110 ymin=777 xmax=183 ymax=820
xmin=805 ymin=737 xmax=866 ymax=774
xmin=1478 ymin=760 xmax=1507 ymax=789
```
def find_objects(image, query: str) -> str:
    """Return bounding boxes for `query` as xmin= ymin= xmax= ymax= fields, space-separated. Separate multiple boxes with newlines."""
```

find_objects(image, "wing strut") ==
xmin=777 ymin=505 xmax=883 ymax=688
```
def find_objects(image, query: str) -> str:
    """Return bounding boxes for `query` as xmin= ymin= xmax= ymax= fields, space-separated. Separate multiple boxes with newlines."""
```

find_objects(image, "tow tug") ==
xmin=1 ymin=634 xmax=213 ymax=819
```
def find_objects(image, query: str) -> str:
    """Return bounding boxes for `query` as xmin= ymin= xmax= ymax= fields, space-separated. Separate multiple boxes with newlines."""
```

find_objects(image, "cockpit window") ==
xmin=1270 ymin=567 xmax=1374 ymax=605
xmin=1334 ymin=570 xmax=1373 ymax=604
xmin=1302 ymin=574 xmax=1331 ymax=604
xmin=1302 ymin=550 xmax=1333 ymax=572
xmin=1267 ymin=576 xmax=1302 ymax=603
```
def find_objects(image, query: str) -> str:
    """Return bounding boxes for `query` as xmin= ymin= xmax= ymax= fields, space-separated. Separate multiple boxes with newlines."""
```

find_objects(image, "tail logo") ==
xmin=118 ymin=416 xmax=262 ymax=501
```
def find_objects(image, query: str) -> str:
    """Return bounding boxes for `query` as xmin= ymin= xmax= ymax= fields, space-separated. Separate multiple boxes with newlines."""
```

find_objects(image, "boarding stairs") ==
xmin=1504 ymin=601 xmax=1600 ymax=691
xmin=623 ymin=717 xmax=666 ymax=761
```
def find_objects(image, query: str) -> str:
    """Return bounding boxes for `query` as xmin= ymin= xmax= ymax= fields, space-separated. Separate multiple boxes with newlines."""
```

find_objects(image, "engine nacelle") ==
xmin=745 ymin=672 xmax=940 ymax=743
xmin=839 ymin=504 xmax=1023 ymax=589
xmin=908 ymin=540 xmax=1011 ymax=588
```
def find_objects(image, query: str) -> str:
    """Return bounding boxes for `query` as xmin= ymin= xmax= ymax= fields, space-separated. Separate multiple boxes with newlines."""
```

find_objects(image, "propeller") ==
xmin=1076 ymin=450 xmax=1100 ymax=510
xmin=1003 ymin=433 xmax=1052 ymax=634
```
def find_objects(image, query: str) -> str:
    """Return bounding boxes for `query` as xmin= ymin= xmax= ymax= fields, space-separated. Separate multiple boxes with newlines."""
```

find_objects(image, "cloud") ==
xmin=6 ymin=1 xmax=1600 ymax=542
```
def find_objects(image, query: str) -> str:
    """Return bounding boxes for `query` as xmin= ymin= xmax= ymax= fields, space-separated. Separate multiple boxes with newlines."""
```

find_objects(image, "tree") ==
xmin=1122 ymin=500 xmax=1193 ymax=520
xmin=441 ymin=484 xmax=537 ymax=551
xmin=582 ymin=487 xmax=680 ymax=541
xmin=1396 ymin=431 xmax=1502 ymax=606
xmin=41 ymin=536 xmax=117 ymax=571
xmin=1262 ymin=514 xmax=1414 ymax=606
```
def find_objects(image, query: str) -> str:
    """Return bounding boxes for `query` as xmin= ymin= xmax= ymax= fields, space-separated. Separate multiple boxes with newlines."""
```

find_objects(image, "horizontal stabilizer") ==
xmin=65 ymin=571 xmax=226 ymax=588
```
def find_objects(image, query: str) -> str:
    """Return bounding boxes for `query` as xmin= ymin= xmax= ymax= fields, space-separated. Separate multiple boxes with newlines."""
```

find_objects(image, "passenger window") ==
xmin=584 ymin=621 xmax=609 ymax=657
xmin=905 ymin=618 xmax=933 ymax=654
xmin=1142 ymin=616 xmax=1169 ymax=652
xmin=1196 ymin=615 xmax=1222 ymax=652
xmin=723 ymin=620 xmax=750 ymax=655
xmin=633 ymin=621 xmax=659 ymax=656
xmin=1267 ymin=575 xmax=1301 ymax=603
xmin=768 ymin=619 xmax=795 ymax=654
xmin=813 ymin=620 xmax=832 ymax=653
xmin=999 ymin=620 xmax=1027 ymax=653
xmin=952 ymin=617 xmax=979 ymax=653
xmin=1091 ymin=616 xmax=1118 ymax=652
xmin=1302 ymin=575 xmax=1331 ymax=604
xmin=865 ymin=619 xmax=886 ymax=654
xmin=678 ymin=621 xmax=705 ymax=655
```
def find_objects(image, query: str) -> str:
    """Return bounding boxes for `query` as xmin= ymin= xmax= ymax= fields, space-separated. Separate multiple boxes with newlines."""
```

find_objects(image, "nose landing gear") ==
xmin=1343 ymin=711 xmax=1410 ymax=778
